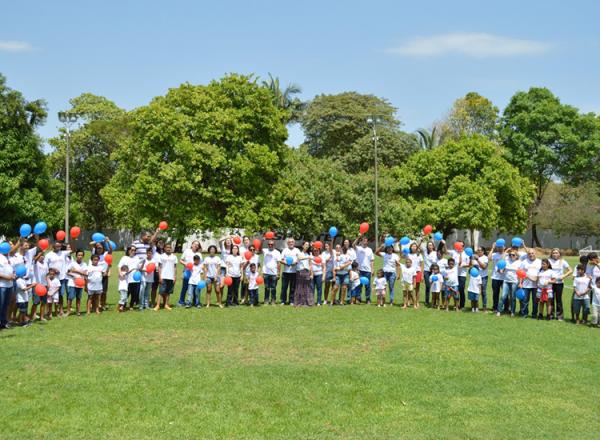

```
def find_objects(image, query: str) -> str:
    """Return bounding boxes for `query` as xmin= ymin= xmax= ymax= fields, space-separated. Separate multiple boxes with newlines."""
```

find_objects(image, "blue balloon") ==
xmin=33 ymin=221 xmax=47 ymax=235
xmin=470 ymin=267 xmax=480 ymax=277
xmin=359 ymin=276 xmax=369 ymax=286
xmin=400 ymin=236 xmax=410 ymax=246
xmin=402 ymin=247 xmax=410 ymax=254
xmin=92 ymin=232 xmax=105 ymax=243
xmin=132 ymin=271 xmax=142 ymax=282
xmin=197 ymin=280 xmax=207 ymax=290
xmin=431 ymin=275 xmax=439 ymax=282
xmin=183 ymin=269 xmax=191 ymax=280
xmin=433 ymin=231 xmax=443 ymax=241
xmin=465 ymin=247 xmax=474 ymax=257
xmin=496 ymin=260 xmax=507 ymax=270
xmin=329 ymin=226 xmax=338 ymax=237
xmin=515 ymin=288 xmax=526 ymax=301
xmin=495 ymin=238 xmax=506 ymax=248
xmin=15 ymin=264 xmax=27 ymax=278
xmin=0 ymin=242 xmax=10 ymax=255
xmin=285 ymin=256 xmax=294 ymax=265
xmin=511 ymin=237 xmax=523 ymax=248
xmin=109 ymin=240 xmax=117 ymax=251
xmin=384 ymin=236 xmax=395 ymax=247
xmin=19 ymin=224 xmax=32 ymax=238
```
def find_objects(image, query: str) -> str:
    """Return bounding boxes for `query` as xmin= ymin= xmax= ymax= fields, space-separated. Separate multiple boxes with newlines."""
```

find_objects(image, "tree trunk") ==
xmin=531 ymin=223 xmax=541 ymax=248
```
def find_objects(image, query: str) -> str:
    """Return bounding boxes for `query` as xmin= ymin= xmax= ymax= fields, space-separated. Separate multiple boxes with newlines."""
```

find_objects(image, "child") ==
xmin=15 ymin=276 xmax=34 ymax=326
xmin=31 ymin=254 xmax=51 ymax=320
xmin=442 ymin=258 xmax=460 ymax=312
xmin=66 ymin=249 xmax=87 ymax=316
xmin=349 ymin=262 xmax=361 ymax=305
xmin=467 ymin=269 xmax=483 ymax=312
xmin=373 ymin=269 xmax=387 ymax=307
xmin=86 ymin=254 xmax=105 ymax=315
xmin=46 ymin=268 xmax=61 ymax=319
xmin=141 ymin=248 xmax=157 ymax=310
xmin=117 ymin=265 xmax=129 ymax=312
xmin=572 ymin=264 xmax=591 ymax=324
xmin=400 ymin=258 xmax=417 ymax=309
xmin=203 ymin=245 xmax=223 ymax=308
xmin=429 ymin=264 xmax=442 ymax=308
xmin=591 ymin=278 xmax=600 ymax=327
xmin=156 ymin=243 xmax=177 ymax=311
xmin=186 ymin=255 xmax=203 ymax=308
xmin=536 ymin=259 xmax=556 ymax=320
xmin=246 ymin=263 xmax=259 ymax=307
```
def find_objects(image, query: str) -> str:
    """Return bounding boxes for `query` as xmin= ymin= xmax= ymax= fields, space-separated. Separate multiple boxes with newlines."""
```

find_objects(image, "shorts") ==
xmin=17 ymin=302 xmax=28 ymax=314
xmin=415 ymin=272 xmax=423 ymax=283
xmin=325 ymin=271 xmax=334 ymax=283
xmin=46 ymin=293 xmax=59 ymax=304
xmin=468 ymin=291 xmax=480 ymax=301
xmin=68 ymin=287 xmax=83 ymax=301
xmin=335 ymin=273 xmax=350 ymax=286
xmin=445 ymin=286 xmax=459 ymax=299
xmin=536 ymin=288 xmax=553 ymax=301
xmin=206 ymin=276 xmax=219 ymax=286
xmin=33 ymin=292 xmax=48 ymax=305
xmin=160 ymin=279 xmax=174 ymax=295
xmin=402 ymin=281 xmax=414 ymax=292
xmin=572 ymin=298 xmax=590 ymax=316
xmin=351 ymin=285 xmax=361 ymax=298
xmin=376 ymin=288 xmax=386 ymax=297
xmin=88 ymin=290 xmax=102 ymax=297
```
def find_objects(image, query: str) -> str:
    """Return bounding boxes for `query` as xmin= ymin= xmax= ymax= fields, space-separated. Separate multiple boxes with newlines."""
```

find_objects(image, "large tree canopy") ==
xmin=444 ymin=92 xmax=499 ymax=140
xmin=101 ymin=74 xmax=288 ymax=236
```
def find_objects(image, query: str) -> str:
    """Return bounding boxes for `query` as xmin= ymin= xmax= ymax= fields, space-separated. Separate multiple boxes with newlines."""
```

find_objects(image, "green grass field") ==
xmin=1 ymin=254 xmax=599 ymax=439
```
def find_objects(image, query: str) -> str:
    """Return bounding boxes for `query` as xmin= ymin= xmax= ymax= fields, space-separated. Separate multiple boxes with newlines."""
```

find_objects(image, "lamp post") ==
xmin=367 ymin=117 xmax=379 ymax=249
xmin=57 ymin=112 xmax=78 ymax=243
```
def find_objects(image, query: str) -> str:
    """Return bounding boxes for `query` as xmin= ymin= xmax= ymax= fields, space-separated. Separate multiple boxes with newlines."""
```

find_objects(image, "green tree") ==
xmin=261 ymin=73 xmax=304 ymax=123
xmin=0 ymin=73 xmax=61 ymax=235
xmin=48 ymin=93 xmax=128 ymax=229
xmin=101 ymin=74 xmax=288 ymax=238
xmin=444 ymin=92 xmax=499 ymax=139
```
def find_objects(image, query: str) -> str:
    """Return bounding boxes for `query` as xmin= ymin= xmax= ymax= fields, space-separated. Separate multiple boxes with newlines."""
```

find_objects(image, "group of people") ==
xmin=1 ymin=227 xmax=600 ymax=330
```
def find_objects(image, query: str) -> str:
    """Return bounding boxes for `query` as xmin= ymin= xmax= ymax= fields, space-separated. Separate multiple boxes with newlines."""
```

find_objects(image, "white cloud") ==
xmin=387 ymin=33 xmax=551 ymax=58
xmin=0 ymin=40 xmax=34 ymax=53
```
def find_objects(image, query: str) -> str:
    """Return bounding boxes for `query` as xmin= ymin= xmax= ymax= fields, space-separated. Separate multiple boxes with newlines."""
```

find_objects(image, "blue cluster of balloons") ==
xmin=285 ymin=256 xmax=294 ymax=265
xmin=15 ymin=264 xmax=27 ymax=278
xmin=33 ymin=222 xmax=47 ymax=235
xmin=329 ymin=226 xmax=338 ymax=238
xmin=433 ymin=231 xmax=443 ymax=241
xmin=359 ymin=276 xmax=369 ymax=286
xmin=469 ymin=267 xmax=480 ymax=277
xmin=0 ymin=242 xmax=11 ymax=255
xmin=384 ymin=236 xmax=395 ymax=247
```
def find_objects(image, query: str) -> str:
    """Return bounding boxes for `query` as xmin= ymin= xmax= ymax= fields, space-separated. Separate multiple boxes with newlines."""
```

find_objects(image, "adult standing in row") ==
xmin=520 ymin=248 xmax=541 ymax=318
xmin=376 ymin=244 xmax=400 ymax=306
xmin=280 ymin=238 xmax=300 ymax=305
xmin=322 ymin=242 xmax=335 ymax=305
xmin=262 ymin=239 xmax=281 ymax=305
xmin=548 ymin=248 xmax=572 ymax=321
xmin=225 ymin=245 xmax=243 ymax=306
xmin=178 ymin=240 xmax=202 ymax=307
xmin=472 ymin=247 xmax=489 ymax=312
xmin=489 ymin=242 xmax=505 ymax=313
xmin=294 ymin=242 xmax=314 ymax=306
xmin=354 ymin=236 xmax=374 ymax=304
xmin=422 ymin=241 xmax=438 ymax=307
xmin=449 ymin=240 xmax=470 ymax=309
xmin=408 ymin=243 xmax=424 ymax=306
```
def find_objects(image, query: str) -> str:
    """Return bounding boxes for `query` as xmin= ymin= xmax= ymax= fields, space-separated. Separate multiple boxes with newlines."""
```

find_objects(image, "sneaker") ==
xmin=185 ymin=304 xmax=191 ymax=309
xmin=290 ymin=303 xmax=294 ymax=307
xmin=366 ymin=300 xmax=371 ymax=305
xmin=495 ymin=312 xmax=501 ymax=317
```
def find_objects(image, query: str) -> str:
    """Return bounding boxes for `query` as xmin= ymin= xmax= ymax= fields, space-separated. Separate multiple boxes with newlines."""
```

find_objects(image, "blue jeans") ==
xmin=280 ymin=272 xmax=296 ymax=304
xmin=68 ymin=287 xmax=83 ymax=301
xmin=312 ymin=275 xmax=323 ymax=304
xmin=59 ymin=279 xmax=68 ymax=298
xmin=499 ymin=281 xmax=518 ymax=314
xmin=522 ymin=287 xmax=537 ymax=317
xmin=249 ymin=289 xmax=259 ymax=305
xmin=186 ymin=284 xmax=201 ymax=307
xmin=140 ymin=280 xmax=152 ymax=309
xmin=359 ymin=271 xmax=372 ymax=302
xmin=178 ymin=277 xmax=189 ymax=305
xmin=423 ymin=270 xmax=432 ymax=304
xmin=384 ymin=272 xmax=397 ymax=303
xmin=0 ymin=287 xmax=11 ymax=327
xmin=264 ymin=274 xmax=278 ymax=303
xmin=481 ymin=276 xmax=488 ymax=309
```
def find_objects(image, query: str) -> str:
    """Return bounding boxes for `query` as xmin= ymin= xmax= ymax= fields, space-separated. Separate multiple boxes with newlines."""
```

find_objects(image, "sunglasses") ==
xmin=509 ymin=254 xmax=516 ymax=257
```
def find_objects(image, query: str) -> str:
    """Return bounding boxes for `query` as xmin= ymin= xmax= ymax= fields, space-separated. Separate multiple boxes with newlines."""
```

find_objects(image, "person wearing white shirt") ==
xmin=400 ymin=259 xmax=418 ymax=308
xmin=156 ymin=243 xmax=177 ymax=311
xmin=590 ymin=278 xmax=600 ymax=327
xmin=572 ymin=264 xmax=591 ymax=324
xmin=0 ymin=251 xmax=16 ymax=329
xmin=225 ymin=246 xmax=244 ymax=306
xmin=421 ymin=241 xmax=439 ymax=307
xmin=46 ymin=241 xmax=71 ymax=309
xmin=354 ymin=236 xmax=375 ymax=304
xmin=376 ymin=242 xmax=400 ymax=305
xmin=311 ymin=247 xmax=325 ymax=305
xmin=408 ymin=243 xmax=424 ymax=307
xmin=322 ymin=242 xmax=335 ymax=305
xmin=140 ymin=248 xmax=158 ymax=310
xmin=241 ymin=246 xmax=260 ymax=306
xmin=472 ymin=247 xmax=490 ymax=312
xmin=203 ymin=245 xmax=223 ymax=308
xmin=449 ymin=241 xmax=470 ymax=309
xmin=343 ymin=239 xmax=357 ymax=263
xmin=177 ymin=241 xmax=202 ymax=306
xmin=519 ymin=249 xmax=541 ymax=318
xmin=261 ymin=240 xmax=281 ymax=305
xmin=246 ymin=263 xmax=260 ymax=306
xmin=66 ymin=249 xmax=88 ymax=316
xmin=186 ymin=255 xmax=204 ymax=308
xmin=496 ymin=251 xmax=521 ymax=317
xmin=86 ymin=254 xmax=106 ymax=315
xmin=488 ymin=243 xmax=506 ymax=313
xmin=332 ymin=245 xmax=352 ymax=305
xmin=280 ymin=238 xmax=301 ymax=305
xmin=548 ymin=248 xmax=573 ymax=321
xmin=294 ymin=242 xmax=315 ymax=306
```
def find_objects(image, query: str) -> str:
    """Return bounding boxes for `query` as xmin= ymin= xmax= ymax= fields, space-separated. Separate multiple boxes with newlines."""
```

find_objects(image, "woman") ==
xmin=311 ymin=246 xmax=325 ymax=306
xmin=294 ymin=241 xmax=314 ymax=307
xmin=203 ymin=245 xmax=223 ymax=308
xmin=150 ymin=239 xmax=165 ymax=307
xmin=241 ymin=244 xmax=260 ymax=305
xmin=496 ymin=250 xmax=519 ymax=317
xmin=119 ymin=246 xmax=142 ymax=309
xmin=408 ymin=243 xmax=424 ymax=307
xmin=332 ymin=244 xmax=352 ymax=305
xmin=219 ymin=237 xmax=233 ymax=278
xmin=343 ymin=239 xmax=357 ymax=263
xmin=472 ymin=247 xmax=489 ymax=312
xmin=376 ymin=242 xmax=400 ymax=306
xmin=322 ymin=242 xmax=335 ymax=305
xmin=548 ymin=248 xmax=572 ymax=320
xmin=488 ymin=242 xmax=505 ymax=313
xmin=225 ymin=245 xmax=243 ymax=306
xmin=422 ymin=241 xmax=438 ymax=307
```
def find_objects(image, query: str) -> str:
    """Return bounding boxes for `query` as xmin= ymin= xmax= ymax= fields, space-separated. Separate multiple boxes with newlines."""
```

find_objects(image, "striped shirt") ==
xmin=132 ymin=240 xmax=151 ymax=259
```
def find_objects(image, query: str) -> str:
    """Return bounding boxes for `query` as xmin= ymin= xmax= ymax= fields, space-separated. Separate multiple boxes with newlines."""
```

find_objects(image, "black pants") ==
xmin=458 ymin=276 xmax=466 ymax=309
xmin=492 ymin=279 xmax=503 ymax=312
xmin=280 ymin=272 xmax=296 ymax=304
xmin=128 ymin=282 xmax=141 ymax=307
xmin=552 ymin=283 xmax=564 ymax=319
xmin=264 ymin=274 xmax=278 ymax=303
xmin=423 ymin=270 xmax=432 ymax=304
xmin=227 ymin=277 xmax=241 ymax=306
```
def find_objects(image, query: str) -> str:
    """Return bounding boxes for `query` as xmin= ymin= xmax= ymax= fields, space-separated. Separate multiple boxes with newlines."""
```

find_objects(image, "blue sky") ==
xmin=2 ymin=0 xmax=599 ymax=147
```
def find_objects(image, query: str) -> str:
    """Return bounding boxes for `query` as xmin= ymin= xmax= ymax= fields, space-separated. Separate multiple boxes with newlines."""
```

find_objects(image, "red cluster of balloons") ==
xmin=146 ymin=263 xmax=156 ymax=273
xmin=516 ymin=269 xmax=527 ymax=280
xmin=264 ymin=231 xmax=275 ymax=240
xmin=70 ymin=226 xmax=81 ymax=239
xmin=104 ymin=254 xmax=113 ymax=265
xmin=74 ymin=278 xmax=86 ymax=288
xmin=35 ymin=284 xmax=47 ymax=296
xmin=159 ymin=221 xmax=168 ymax=231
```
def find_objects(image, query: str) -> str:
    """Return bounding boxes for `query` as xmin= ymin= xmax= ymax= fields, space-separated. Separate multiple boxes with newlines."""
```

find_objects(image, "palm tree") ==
xmin=262 ymin=73 xmax=305 ymax=123
xmin=415 ymin=126 xmax=445 ymax=149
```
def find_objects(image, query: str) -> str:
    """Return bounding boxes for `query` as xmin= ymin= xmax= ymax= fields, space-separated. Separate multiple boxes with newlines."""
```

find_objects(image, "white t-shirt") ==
xmin=437 ymin=258 xmax=448 ymax=273
xmin=350 ymin=270 xmax=361 ymax=289
xmin=472 ymin=255 xmax=489 ymax=278
xmin=46 ymin=250 xmax=70 ymax=280
xmin=573 ymin=276 xmax=591 ymax=297
xmin=322 ymin=251 xmax=334 ymax=272
xmin=592 ymin=285 xmax=600 ymax=307
xmin=548 ymin=258 xmax=570 ymax=284
xmin=142 ymin=256 xmax=158 ymax=283
xmin=87 ymin=264 xmax=105 ymax=291
xmin=408 ymin=253 xmax=423 ymax=273
xmin=346 ymin=247 xmax=357 ymax=262
xmin=247 ymin=271 xmax=259 ymax=290
xmin=160 ymin=254 xmax=177 ymax=280
xmin=491 ymin=253 xmax=505 ymax=281
xmin=592 ymin=266 xmax=600 ymax=285
xmin=35 ymin=261 xmax=49 ymax=286
xmin=355 ymin=246 xmax=374 ymax=273
xmin=118 ymin=272 xmax=128 ymax=291
xmin=382 ymin=253 xmax=399 ymax=273
xmin=181 ymin=249 xmax=202 ymax=265
xmin=67 ymin=260 xmax=88 ymax=288
xmin=189 ymin=262 xmax=204 ymax=285
xmin=16 ymin=278 xmax=30 ymax=303
xmin=537 ymin=269 xmax=554 ymax=290
xmin=47 ymin=277 xmax=61 ymax=301
xmin=520 ymin=258 xmax=541 ymax=289
xmin=467 ymin=275 xmax=482 ymax=294
xmin=220 ymin=244 xmax=231 ymax=268
xmin=335 ymin=253 xmax=351 ymax=275
xmin=429 ymin=273 xmax=443 ymax=293
xmin=503 ymin=258 xmax=521 ymax=284
xmin=296 ymin=252 xmax=311 ymax=271
xmin=262 ymin=248 xmax=281 ymax=276
xmin=423 ymin=251 xmax=438 ymax=272
xmin=203 ymin=255 xmax=222 ymax=278
xmin=449 ymin=250 xmax=470 ymax=277
xmin=311 ymin=257 xmax=324 ymax=276
xmin=374 ymin=277 xmax=387 ymax=291
xmin=281 ymin=247 xmax=301 ymax=274
xmin=400 ymin=264 xmax=417 ymax=284
xmin=0 ymin=254 xmax=14 ymax=288
xmin=122 ymin=256 xmax=141 ymax=284
xmin=443 ymin=266 xmax=459 ymax=287
xmin=244 ymin=254 xmax=260 ymax=277
xmin=226 ymin=254 xmax=243 ymax=278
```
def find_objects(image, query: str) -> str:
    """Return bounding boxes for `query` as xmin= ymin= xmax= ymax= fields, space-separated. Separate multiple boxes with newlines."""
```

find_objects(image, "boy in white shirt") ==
xmin=373 ymin=269 xmax=387 ymax=307
xmin=246 ymin=263 xmax=260 ymax=307
xmin=186 ymin=255 xmax=204 ymax=308
xmin=591 ymin=278 xmax=600 ymax=327
xmin=428 ymin=264 xmax=443 ymax=309
xmin=141 ymin=248 xmax=158 ymax=310
xmin=46 ymin=269 xmax=61 ymax=319
xmin=261 ymin=240 xmax=281 ymax=305
xmin=117 ymin=265 xmax=129 ymax=312
xmin=442 ymin=258 xmax=460 ymax=312
xmin=156 ymin=243 xmax=177 ymax=311
xmin=572 ymin=264 xmax=591 ymax=325
xmin=66 ymin=249 xmax=88 ymax=316
xmin=15 ymin=276 xmax=34 ymax=326
xmin=86 ymin=254 xmax=106 ymax=315
xmin=400 ymin=258 xmax=417 ymax=309
xmin=467 ymin=268 xmax=483 ymax=312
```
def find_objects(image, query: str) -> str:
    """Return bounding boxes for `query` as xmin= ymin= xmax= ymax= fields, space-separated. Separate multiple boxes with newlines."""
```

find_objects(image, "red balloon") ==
xmin=359 ymin=222 xmax=369 ymax=234
xmin=516 ymin=269 xmax=527 ymax=280
xmin=423 ymin=225 xmax=433 ymax=235
xmin=244 ymin=250 xmax=253 ymax=261
xmin=253 ymin=238 xmax=262 ymax=250
xmin=453 ymin=242 xmax=464 ymax=252
xmin=186 ymin=262 xmax=193 ymax=270
xmin=256 ymin=276 xmax=264 ymax=285
xmin=233 ymin=236 xmax=242 ymax=245
xmin=223 ymin=276 xmax=233 ymax=286
xmin=264 ymin=231 xmax=275 ymax=240
xmin=104 ymin=254 xmax=113 ymax=265
xmin=70 ymin=226 xmax=81 ymax=239
xmin=35 ymin=284 xmax=47 ymax=296
xmin=159 ymin=221 xmax=168 ymax=231
xmin=56 ymin=230 xmax=66 ymax=241
xmin=146 ymin=262 xmax=156 ymax=273
xmin=314 ymin=256 xmax=322 ymax=264
xmin=38 ymin=239 xmax=49 ymax=251
xmin=74 ymin=277 xmax=85 ymax=288
xmin=313 ymin=241 xmax=323 ymax=250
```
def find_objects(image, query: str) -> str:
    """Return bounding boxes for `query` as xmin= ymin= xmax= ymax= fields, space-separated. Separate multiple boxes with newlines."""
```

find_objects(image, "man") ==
xmin=131 ymin=230 xmax=158 ymax=260
xmin=280 ymin=238 xmax=300 ymax=305
xmin=261 ymin=240 xmax=281 ymax=305
xmin=354 ymin=236 xmax=374 ymax=304
xmin=520 ymin=249 xmax=541 ymax=318
xmin=449 ymin=241 xmax=470 ymax=309
xmin=178 ymin=241 xmax=201 ymax=306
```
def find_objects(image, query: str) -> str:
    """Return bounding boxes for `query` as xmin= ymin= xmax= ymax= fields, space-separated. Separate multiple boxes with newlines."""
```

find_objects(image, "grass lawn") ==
xmin=1 ymin=254 xmax=599 ymax=439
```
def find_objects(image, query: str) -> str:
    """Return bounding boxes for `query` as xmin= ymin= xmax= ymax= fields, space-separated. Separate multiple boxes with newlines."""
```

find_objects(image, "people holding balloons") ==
xmin=536 ymin=259 xmax=557 ymax=319
xmin=66 ymin=249 xmax=88 ymax=316
xmin=156 ymin=243 xmax=177 ymax=311
xmin=354 ymin=235 xmax=374 ymax=304
xmin=203 ymin=245 xmax=223 ymax=308
xmin=260 ymin=238 xmax=280 ymax=306
xmin=495 ymin=250 xmax=522 ymax=317
xmin=376 ymin=239 xmax=400 ymax=306
xmin=178 ymin=241 xmax=202 ymax=307
xmin=224 ymin=245 xmax=243 ymax=306
xmin=186 ymin=255 xmax=204 ymax=308
xmin=471 ymin=247 xmax=489 ymax=312
xmin=489 ymin=240 xmax=506 ymax=313
xmin=280 ymin=238 xmax=301 ymax=306
xmin=141 ymin=248 xmax=158 ymax=310
xmin=519 ymin=248 xmax=542 ymax=318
